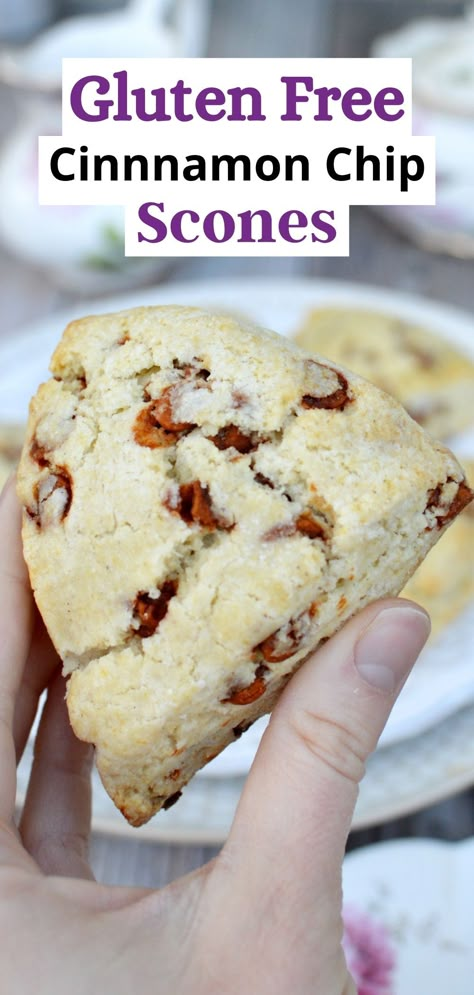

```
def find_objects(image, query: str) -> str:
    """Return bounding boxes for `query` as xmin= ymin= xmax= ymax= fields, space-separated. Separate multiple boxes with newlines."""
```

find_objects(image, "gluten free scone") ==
xmin=295 ymin=307 xmax=474 ymax=439
xmin=17 ymin=306 xmax=473 ymax=826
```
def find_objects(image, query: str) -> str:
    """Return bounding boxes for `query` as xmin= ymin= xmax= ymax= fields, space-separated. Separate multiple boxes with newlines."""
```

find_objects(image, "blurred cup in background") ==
xmin=372 ymin=5 xmax=474 ymax=258
xmin=0 ymin=0 xmax=210 ymax=293
xmin=0 ymin=0 xmax=56 ymax=43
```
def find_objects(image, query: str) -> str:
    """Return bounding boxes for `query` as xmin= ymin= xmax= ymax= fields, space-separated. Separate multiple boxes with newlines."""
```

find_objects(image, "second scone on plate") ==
xmin=294 ymin=306 xmax=474 ymax=439
xmin=17 ymin=306 xmax=472 ymax=826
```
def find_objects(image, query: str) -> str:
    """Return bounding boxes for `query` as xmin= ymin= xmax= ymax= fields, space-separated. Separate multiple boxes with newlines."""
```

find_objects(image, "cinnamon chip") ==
xmin=150 ymin=386 xmax=195 ymax=433
xmin=255 ymin=609 xmax=314 ymax=663
xmin=209 ymin=425 xmax=261 ymax=454
xmin=163 ymin=790 xmax=182 ymax=810
xmin=132 ymin=580 xmax=178 ymax=638
xmin=173 ymin=358 xmax=210 ymax=381
xmin=30 ymin=437 xmax=50 ymax=468
xmin=222 ymin=665 xmax=268 ymax=705
xmin=257 ymin=628 xmax=299 ymax=664
xmin=133 ymin=406 xmax=178 ymax=448
xmin=295 ymin=511 xmax=327 ymax=540
xmin=233 ymin=720 xmax=254 ymax=738
xmin=425 ymin=478 xmax=473 ymax=530
xmin=254 ymin=471 xmax=275 ymax=489
xmin=27 ymin=466 xmax=73 ymax=527
xmin=25 ymin=504 xmax=39 ymax=524
xmin=48 ymin=467 xmax=73 ymax=521
xmin=133 ymin=381 xmax=199 ymax=447
xmin=425 ymin=484 xmax=442 ymax=514
xmin=263 ymin=510 xmax=329 ymax=542
xmin=302 ymin=368 xmax=351 ymax=411
xmin=133 ymin=402 xmax=191 ymax=449
xmin=172 ymin=481 xmax=233 ymax=531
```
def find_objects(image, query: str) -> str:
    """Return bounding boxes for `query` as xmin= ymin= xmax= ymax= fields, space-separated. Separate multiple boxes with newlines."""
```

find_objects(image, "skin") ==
xmin=0 ymin=477 xmax=430 ymax=995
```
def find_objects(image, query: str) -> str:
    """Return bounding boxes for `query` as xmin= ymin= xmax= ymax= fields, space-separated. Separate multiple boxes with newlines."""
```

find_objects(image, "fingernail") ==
xmin=354 ymin=605 xmax=431 ymax=693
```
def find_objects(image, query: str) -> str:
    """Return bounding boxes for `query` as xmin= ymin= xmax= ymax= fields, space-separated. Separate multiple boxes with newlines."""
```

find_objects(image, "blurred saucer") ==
xmin=373 ymin=12 xmax=474 ymax=257
xmin=343 ymin=838 xmax=474 ymax=995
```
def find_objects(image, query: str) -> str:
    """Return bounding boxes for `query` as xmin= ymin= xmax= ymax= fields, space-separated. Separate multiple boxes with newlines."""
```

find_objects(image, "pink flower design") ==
xmin=342 ymin=906 xmax=396 ymax=995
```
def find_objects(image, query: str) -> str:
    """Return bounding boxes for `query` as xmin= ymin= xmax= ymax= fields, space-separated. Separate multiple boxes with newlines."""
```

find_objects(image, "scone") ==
xmin=402 ymin=458 xmax=474 ymax=637
xmin=295 ymin=307 xmax=474 ymax=439
xmin=17 ymin=306 xmax=472 ymax=826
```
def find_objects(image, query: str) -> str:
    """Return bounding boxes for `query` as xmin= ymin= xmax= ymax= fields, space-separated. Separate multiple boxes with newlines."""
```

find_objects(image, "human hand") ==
xmin=0 ymin=476 xmax=430 ymax=995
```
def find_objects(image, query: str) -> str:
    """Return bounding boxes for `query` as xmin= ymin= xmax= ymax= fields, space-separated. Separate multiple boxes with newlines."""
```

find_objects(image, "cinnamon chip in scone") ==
xmin=17 ymin=305 xmax=472 ymax=826
xmin=402 ymin=458 xmax=474 ymax=638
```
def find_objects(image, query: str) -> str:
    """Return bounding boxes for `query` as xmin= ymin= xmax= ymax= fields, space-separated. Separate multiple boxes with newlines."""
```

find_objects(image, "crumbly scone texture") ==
xmin=294 ymin=307 xmax=474 ymax=439
xmin=402 ymin=458 xmax=474 ymax=637
xmin=17 ymin=306 xmax=473 ymax=826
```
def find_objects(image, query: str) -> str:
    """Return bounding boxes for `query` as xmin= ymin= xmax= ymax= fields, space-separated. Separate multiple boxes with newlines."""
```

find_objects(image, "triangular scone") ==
xmin=17 ymin=306 xmax=472 ymax=826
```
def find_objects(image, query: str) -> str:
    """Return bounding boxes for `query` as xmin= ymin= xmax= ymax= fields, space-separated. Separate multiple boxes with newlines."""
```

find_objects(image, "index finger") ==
xmin=0 ymin=477 xmax=35 ymax=825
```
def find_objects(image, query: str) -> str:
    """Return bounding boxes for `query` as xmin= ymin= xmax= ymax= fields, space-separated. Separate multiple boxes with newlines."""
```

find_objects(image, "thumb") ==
xmin=224 ymin=598 xmax=430 ymax=918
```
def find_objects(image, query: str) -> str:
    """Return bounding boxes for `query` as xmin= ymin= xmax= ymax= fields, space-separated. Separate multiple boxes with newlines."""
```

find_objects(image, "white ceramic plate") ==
xmin=2 ymin=276 xmax=473 ymax=767
xmin=16 ymin=702 xmax=474 ymax=843
xmin=342 ymin=837 xmax=474 ymax=995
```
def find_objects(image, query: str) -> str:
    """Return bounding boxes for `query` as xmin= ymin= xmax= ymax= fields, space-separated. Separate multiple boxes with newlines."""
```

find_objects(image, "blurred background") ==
xmin=0 ymin=4 xmax=473 ymax=987
xmin=0 ymin=0 xmax=474 ymax=314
